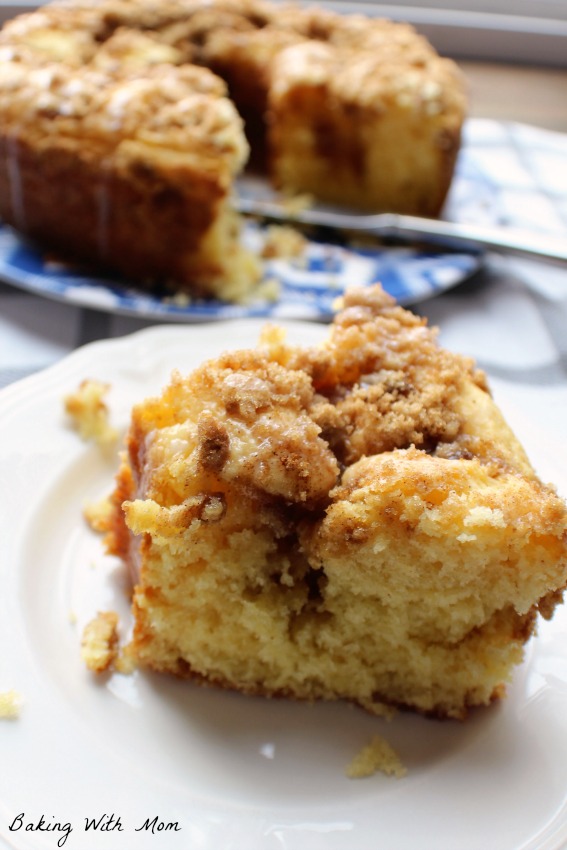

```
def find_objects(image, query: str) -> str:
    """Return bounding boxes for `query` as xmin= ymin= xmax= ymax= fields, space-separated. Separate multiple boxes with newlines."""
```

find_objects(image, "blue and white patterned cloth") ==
xmin=0 ymin=118 xmax=566 ymax=447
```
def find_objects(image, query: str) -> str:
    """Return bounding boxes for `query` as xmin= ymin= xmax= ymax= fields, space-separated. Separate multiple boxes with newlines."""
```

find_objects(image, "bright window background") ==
xmin=0 ymin=0 xmax=566 ymax=64
xmin=324 ymin=1 xmax=567 ymax=65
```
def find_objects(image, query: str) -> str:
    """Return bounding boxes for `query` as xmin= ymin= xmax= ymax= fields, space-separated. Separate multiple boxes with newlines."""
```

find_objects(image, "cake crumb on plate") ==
xmin=84 ymin=495 xmax=114 ymax=533
xmin=347 ymin=735 xmax=407 ymax=779
xmin=81 ymin=611 xmax=120 ymax=673
xmin=0 ymin=689 xmax=23 ymax=719
xmin=64 ymin=379 xmax=118 ymax=447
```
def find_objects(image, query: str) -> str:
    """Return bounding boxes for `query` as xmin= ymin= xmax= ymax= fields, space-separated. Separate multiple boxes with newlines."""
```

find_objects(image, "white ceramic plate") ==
xmin=2 ymin=323 xmax=567 ymax=850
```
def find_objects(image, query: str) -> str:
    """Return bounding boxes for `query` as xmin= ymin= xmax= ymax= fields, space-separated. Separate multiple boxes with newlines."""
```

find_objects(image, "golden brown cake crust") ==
xmin=101 ymin=286 xmax=567 ymax=719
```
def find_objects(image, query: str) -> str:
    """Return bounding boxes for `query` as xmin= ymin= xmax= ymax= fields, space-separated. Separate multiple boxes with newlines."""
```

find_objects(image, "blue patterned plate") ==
xmin=0 ymin=146 xmax=489 ymax=322
xmin=0 ymin=221 xmax=481 ymax=321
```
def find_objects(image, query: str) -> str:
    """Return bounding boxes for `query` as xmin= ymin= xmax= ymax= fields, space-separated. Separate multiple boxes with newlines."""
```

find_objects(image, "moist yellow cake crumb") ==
xmin=81 ymin=611 xmax=119 ymax=673
xmin=347 ymin=735 xmax=407 ymax=779
xmin=64 ymin=379 xmax=118 ymax=447
xmin=0 ymin=689 xmax=23 ymax=719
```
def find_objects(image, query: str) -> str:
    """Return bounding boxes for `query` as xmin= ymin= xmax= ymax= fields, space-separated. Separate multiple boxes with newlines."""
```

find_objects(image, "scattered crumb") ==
xmin=240 ymin=275 xmax=281 ymax=305
xmin=68 ymin=610 xmax=78 ymax=625
xmin=81 ymin=611 xmax=120 ymax=673
xmin=332 ymin=294 xmax=345 ymax=313
xmin=84 ymin=495 xmax=113 ymax=533
xmin=346 ymin=735 xmax=407 ymax=779
xmin=281 ymin=192 xmax=314 ymax=214
xmin=254 ymin=276 xmax=281 ymax=302
xmin=114 ymin=644 xmax=138 ymax=675
xmin=0 ymin=689 xmax=23 ymax=719
xmin=261 ymin=225 xmax=307 ymax=260
xmin=257 ymin=322 xmax=289 ymax=362
xmin=64 ymin=379 xmax=118 ymax=447
xmin=165 ymin=290 xmax=192 ymax=308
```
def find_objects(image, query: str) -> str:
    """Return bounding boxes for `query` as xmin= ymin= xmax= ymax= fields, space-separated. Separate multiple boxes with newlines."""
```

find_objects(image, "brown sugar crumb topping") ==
xmin=274 ymin=287 xmax=479 ymax=466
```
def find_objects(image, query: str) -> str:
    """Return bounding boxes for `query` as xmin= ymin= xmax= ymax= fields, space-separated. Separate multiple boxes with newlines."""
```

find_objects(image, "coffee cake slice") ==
xmin=101 ymin=286 xmax=567 ymax=718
